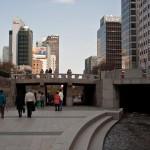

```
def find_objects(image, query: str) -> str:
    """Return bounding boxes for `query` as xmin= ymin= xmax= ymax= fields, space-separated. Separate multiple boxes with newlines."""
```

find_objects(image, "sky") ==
xmin=0 ymin=0 xmax=121 ymax=73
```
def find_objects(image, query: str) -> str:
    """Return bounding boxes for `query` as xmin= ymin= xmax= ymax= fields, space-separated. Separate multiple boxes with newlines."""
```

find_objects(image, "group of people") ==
xmin=40 ymin=68 xmax=52 ymax=74
xmin=0 ymin=88 xmax=64 ymax=119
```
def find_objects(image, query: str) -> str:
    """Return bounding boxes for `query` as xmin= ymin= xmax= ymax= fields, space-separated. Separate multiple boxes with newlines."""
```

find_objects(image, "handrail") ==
xmin=11 ymin=73 xmax=100 ymax=80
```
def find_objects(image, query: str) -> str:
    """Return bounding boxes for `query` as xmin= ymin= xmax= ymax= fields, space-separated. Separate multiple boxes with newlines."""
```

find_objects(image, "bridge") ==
xmin=1 ymin=69 xmax=150 ymax=113
xmin=10 ymin=73 xmax=101 ymax=107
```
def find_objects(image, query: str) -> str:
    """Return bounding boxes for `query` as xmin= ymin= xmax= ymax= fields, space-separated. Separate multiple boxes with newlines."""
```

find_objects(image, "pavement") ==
xmin=0 ymin=106 xmax=105 ymax=150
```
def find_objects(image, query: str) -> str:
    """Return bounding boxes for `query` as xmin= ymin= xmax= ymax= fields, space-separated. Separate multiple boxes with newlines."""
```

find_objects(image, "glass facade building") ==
xmin=97 ymin=16 xmax=122 ymax=70
xmin=17 ymin=27 xmax=33 ymax=66
xmin=85 ymin=56 xmax=98 ymax=74
xmin=121 ymin=0 xmax=137 ymax=69
xmin=136 ymin=0 xmax=150 ymax=70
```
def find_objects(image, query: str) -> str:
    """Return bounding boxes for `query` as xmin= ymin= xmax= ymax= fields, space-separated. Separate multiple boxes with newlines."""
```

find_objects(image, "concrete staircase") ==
xmin=53 ymin=110 xmax=121 ymax=150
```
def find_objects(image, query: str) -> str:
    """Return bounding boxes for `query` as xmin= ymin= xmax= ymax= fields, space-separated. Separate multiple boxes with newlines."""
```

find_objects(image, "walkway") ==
xmin=0 ymin=106 xmax=105 ymax=150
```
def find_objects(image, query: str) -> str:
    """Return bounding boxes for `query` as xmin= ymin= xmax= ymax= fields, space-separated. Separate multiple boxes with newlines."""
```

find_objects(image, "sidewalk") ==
xmin=0 ymin=106 xmax=104 ymax=150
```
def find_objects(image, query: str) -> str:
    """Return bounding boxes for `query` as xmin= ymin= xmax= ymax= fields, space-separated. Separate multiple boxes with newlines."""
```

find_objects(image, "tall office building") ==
xmin=9 ymin=31 xmax=13 ymax=63
xmin=136 ymin=0 xmax=150 ymax=70
xmin=9 ymin=17 xmax=25 ymax=65
xmin=3 ymin=46 xmax=9 ymax=63
xmin=121 ymin=0 xmax=137 ymax=69
xmin=17 ymin=26 xmax=33 ymax=66
xmin=97 ymin=16 xmax=122 ymax=70
xmin=85 ymin=56 xmax=98 ymax=74
xmin=43 ymin=35 xmax=59 ymax=73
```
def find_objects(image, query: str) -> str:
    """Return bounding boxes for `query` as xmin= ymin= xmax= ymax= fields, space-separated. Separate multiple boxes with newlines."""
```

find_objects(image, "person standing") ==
xmin=54 ymin=91 xmax=61 ymax=111
xmin=0 ymin=90 xmax=6 ymax=119
xmin=59 ymin=89 xmax=64 ymax=111
xmin=36 ymin=91 xmax=41 ymax=108
xmin=40 ymin=92 xmax=45 ymax=108
xmin=25 ymin=89 xmax=35 ymax=118
xmin=15 ymin=93 xmax=25 ymax=118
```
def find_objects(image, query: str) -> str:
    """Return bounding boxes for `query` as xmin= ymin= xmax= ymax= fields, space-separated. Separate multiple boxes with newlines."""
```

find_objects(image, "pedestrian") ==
xmin=15 ymin=93 xmax=25 ymax=118
xmin=25 ymin=89 xmax=36 ymax=118
xmin=48 ymin=68 xmax=52 ymax=74
xmin=54 ymin=91 xmax=61 ymax=111
xmin=59 ymin=89 xmax=64 ymax=111
xmin=40 ymin=92 xmax=45 ymax=108
xmin=36 ymin=91 xmax=41 ymax=108
xmin=0 ymin=90 xmax=6 ymax=119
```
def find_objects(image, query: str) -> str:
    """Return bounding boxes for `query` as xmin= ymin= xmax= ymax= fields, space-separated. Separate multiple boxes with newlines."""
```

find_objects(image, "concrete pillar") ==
xmin=102 ymin=79 xmax=114 ymax=109
xmin=10 ymin=80 xmax=16 ymax=106
xmin=95 ymin=80 xmax=102 ymax=107
xmin=113 ymin=85 xmax=120 ymax=108
xmin=66 ymin=83 xmax=73 ymax=106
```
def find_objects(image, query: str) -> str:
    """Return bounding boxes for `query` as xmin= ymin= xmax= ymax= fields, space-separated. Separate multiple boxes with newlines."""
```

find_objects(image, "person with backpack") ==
xmin=0 ymin=90 xmax=6 ymax=119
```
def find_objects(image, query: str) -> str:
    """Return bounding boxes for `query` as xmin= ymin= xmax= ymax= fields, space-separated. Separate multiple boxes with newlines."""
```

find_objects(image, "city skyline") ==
xmin=0 ymin=0 xmax=121 ymax=73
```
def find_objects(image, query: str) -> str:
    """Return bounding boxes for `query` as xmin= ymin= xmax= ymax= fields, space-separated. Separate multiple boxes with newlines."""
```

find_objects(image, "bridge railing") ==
xmin=11 ymin=73 xmax=100 ymax=80
xmin=101 ymin=69 xmax=150 ymax=80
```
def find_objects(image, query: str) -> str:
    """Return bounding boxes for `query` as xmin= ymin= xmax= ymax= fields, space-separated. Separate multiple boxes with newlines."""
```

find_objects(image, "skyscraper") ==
xmin=3 ymin=46 xmax=9 ymax=63
xmin=43 ymin=35 xmax=59 ymax=73
xmin=85 ymin=56 xmax=98 ymax=74
xmin=97 ymin=16 xmax=122 ymax=70
xmin=17 ymin=26 xmax=33 ymax=66
xmin=136 ymin=0 xmax=150 ymax=70
xmin=10 ymin=17 xmax=25 ymax=65
xmin=121 ymin=0 xmax=137 ymax=69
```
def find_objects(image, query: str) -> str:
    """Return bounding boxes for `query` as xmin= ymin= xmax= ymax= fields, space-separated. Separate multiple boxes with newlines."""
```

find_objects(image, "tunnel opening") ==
xmin=119 ymin=84 xmax=150 ymax=113
xmin=45 ymin=83 xmax=67 ymax=106
xmin=72 ymin=84 xmax=96 ymax=106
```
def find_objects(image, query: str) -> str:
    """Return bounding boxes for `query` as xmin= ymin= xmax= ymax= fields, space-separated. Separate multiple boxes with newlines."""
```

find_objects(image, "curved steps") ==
xmin=52 ymin=111 xmax=121 ymax=150
xmin=88 ymin=119 xmax=118 ymax=150
xmin=69 ymin=116 xmax=113 ymax=150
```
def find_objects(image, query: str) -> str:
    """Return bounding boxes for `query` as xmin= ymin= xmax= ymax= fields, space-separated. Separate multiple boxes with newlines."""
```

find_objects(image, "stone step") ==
xmin=70 ymin=116 xmax=113 ymax=150
xmin=52 ymin=112 xmax=107 ymax=150
xmin=88 ymin=119 xmax=118 ymax=150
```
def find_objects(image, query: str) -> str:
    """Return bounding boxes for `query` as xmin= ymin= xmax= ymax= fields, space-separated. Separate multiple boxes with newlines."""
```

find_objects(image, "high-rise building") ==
xmin=32 ymin=59 xmax=42 ymax=74
xmin=32 ymin=46 xmax=47 ymax=72
xmin=17 ymin=26 xmax=33 ymax=66
xmin=43 ymin=35 xmax=59 ymax=73
xmin=85 ymin=56 xmax=98 ymax=74
xmin=97 ymin=16 xmax=122 ymax=70
xmin=9 ymin=31 xmax=13 ymax=63
xmin=121 ymin=0 xmax=137 ymax=69
xmin=3 ymin=46 xmax=9 ymax=63
xmin=136 ymin=0 xmax=150 ymax=70
xmin=9 ymin=17 xmax=25 ymax=65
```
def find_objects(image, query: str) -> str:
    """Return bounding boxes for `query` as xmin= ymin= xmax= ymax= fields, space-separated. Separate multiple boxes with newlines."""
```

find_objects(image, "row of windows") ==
xmin=138 ymin=30 xmax=150 ymax=39
xmin=139 ymin=48 xmax=150 ymax=56
xmin=138 ymin=39 xmax=150 ymax=47
xmin=107 ymin=46 xmax=121 ymax=49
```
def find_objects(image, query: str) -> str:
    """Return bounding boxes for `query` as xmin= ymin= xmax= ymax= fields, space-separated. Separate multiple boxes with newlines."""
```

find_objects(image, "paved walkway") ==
xmin=0 ymin=106 xmax=104 ymax=150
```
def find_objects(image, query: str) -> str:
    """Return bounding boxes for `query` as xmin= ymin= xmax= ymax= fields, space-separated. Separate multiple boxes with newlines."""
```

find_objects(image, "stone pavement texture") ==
xmin=0 ymin=106 xmax=105 ymax=150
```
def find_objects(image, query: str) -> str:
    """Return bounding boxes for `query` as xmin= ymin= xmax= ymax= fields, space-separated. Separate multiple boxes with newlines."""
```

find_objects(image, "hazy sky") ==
xmin=0 ymin=0 xmax=121 ymax=73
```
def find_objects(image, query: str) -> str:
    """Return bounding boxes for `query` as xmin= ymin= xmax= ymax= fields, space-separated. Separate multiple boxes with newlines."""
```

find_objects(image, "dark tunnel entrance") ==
xmin=118 ymin=84 xmax=150 ymax=113
xmin=72 ymin=84 xmax=96 ymax=106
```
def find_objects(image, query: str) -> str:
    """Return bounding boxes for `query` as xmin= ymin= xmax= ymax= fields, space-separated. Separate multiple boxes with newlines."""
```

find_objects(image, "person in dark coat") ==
xmin=15 ymin=94 xmax=25 ymax=118
xmin=0 ymin=90 xmax=6 ymax=119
